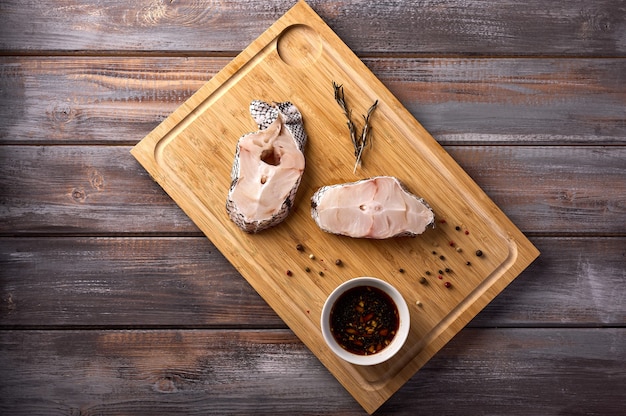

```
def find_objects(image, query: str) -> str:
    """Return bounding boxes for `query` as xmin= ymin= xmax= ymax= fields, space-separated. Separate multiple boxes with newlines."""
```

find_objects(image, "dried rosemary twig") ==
xmin=333 ymin=82 xmax=378 ymax=173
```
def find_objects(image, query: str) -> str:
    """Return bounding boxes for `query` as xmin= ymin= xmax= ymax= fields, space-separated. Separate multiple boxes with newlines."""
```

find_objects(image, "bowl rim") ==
xmin=320 ymin=276 xmax=410 ymax=366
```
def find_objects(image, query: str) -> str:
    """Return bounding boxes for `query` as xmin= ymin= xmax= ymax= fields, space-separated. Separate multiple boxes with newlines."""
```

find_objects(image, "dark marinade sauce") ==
xmin=330 ymin=285 xmax=399 ymax=355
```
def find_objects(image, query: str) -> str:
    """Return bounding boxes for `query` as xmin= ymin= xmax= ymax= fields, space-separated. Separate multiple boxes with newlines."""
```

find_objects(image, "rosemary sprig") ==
xmin=333 ymin=82 xmax=378 ymax=173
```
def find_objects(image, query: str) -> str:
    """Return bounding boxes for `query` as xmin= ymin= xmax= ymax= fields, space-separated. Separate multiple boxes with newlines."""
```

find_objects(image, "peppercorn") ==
xmin=439 ymin=255 xmax=445 ymax=260
xmin=335 ymin=259 xmax=343 ymax=266
xmin=425 ymin=271 xmax=431 ymax=275
xmin=296 ymin=244 xmax=304 ymax=251
xmin=476 ymin=250 xmax=483 ymax=257
xmin=318 ymin=271 xmax=324 ymax=276
xmin=445 ymin=268 xmax=451 ymax=273
xmin=309 ymin=254 xmax=315 ymax=260
xmin=466 ymin=261 xmax=471 ymax=266
xmin=444 ymin=281 xmax=452 ymax=288
xmin=398 ymin=268 xmax=405 ymax=273
xmin=305 ymin=267 xmax=311 ymax=272
xmin=438 ymin=275 xmax=443 ymax=280
xmin=455 ymin=226 xmax=461 ymax=231
xmin=286 ymin=270 xmax=293 ymax=276
xmin=419 ymin=276 xmax=427 ymax=284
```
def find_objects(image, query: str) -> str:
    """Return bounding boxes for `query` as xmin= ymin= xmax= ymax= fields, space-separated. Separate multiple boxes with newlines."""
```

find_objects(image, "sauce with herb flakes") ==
xmin=329 ymin=285 xmax=399 ymax=355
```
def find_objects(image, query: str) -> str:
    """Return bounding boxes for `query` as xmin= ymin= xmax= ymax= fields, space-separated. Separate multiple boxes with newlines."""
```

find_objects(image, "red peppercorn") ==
xmin=444 ymin=282 xmax=452 ymax=288
xmin=286 ymin=270 xmax=293 ymax=276
xmin=449 ymin=241 xmax=455 ymax=247
xmin=438 ymin=275 xmax=443 ymax=280
xmin=465 ymin=230 xmax=470 ymax=235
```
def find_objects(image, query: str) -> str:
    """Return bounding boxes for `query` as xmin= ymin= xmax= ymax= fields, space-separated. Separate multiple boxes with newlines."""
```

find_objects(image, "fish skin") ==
xmin=311 ymin=176 xmax=435 ymax=239
xmin=227 ymin=100 xmax=307 ymax=233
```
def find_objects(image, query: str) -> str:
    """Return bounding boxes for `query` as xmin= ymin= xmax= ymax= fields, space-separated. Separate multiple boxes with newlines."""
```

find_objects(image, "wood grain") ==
xmin=1 ymin=57 xmax=624 ymax=145
xmin=1 ymin=237 xmax=624 ymax=328
xmin=1 ymin=0 xmax=624 ymax=56
xmin=0 ymin=328 xmax=623 ymax=415
xmin=0 ymin=0 xmax=624 ymax=414
xmin=1 ymin=146 xmax=623 ymax=235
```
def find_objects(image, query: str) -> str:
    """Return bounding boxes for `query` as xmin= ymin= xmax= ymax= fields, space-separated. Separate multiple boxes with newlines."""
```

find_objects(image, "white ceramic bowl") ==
xmin=320 ymin=277 xmax=410 ymax=366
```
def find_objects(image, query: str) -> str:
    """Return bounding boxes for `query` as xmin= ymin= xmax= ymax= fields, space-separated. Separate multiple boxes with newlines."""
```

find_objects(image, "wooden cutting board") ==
xmin=131 ymin=1 xmax=539 ymax=413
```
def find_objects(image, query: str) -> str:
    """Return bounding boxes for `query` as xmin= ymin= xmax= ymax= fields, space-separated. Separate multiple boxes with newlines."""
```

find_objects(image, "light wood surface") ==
xmin=131 ymin=2 xmax=538 ymax=412
xmin=1 ymin=0 xmax=624 ymax=414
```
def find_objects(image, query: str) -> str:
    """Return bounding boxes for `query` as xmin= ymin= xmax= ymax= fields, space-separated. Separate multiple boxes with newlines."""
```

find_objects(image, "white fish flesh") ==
xmin=227 ymin=101 xmax=307 ymax=233
xmin=311 ymin=176 xmax=434 ymax=239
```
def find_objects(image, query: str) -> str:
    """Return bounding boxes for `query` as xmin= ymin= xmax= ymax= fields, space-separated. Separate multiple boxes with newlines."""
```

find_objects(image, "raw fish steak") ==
xmin=227 ymin=100 xmax=307 ymax=233
xmin=311 ymin=176 xmax=434 ymax=239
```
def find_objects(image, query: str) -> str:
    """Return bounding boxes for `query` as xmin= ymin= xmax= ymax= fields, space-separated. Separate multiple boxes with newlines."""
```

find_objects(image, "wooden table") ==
xmin=1 ymin=1 xmax=624 ymax=414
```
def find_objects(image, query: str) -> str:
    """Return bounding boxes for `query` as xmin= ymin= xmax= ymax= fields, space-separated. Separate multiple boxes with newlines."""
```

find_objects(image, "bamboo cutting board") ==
xmin=131 ymin=1 xmax=539 ymax=413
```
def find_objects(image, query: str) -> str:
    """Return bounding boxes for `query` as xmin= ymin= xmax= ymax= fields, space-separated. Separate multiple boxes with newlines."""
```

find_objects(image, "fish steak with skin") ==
xmin=311 ymin=176 xmax=434 ymax=239
xmin=227 ymin=100 xmax=307 ymax=233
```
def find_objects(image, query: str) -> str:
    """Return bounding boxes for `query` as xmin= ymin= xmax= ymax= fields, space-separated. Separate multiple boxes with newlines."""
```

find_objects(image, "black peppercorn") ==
xmin=476 ymin=250 xmax=483 ymax=257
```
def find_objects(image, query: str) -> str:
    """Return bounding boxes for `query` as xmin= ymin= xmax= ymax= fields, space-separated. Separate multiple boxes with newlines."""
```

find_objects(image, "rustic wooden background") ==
xmin=1 ymin=0 xmax=624 ymax=414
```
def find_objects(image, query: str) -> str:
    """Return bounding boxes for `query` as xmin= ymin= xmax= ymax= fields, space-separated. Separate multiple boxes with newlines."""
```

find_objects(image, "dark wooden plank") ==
xmin=1 ymin=237 xmax=623 ymax=328
xmin=1 ymin=145 xmax=624 ymax=235
xmin=0 ymin=328 xmax=623 ymax=415
xmin=1 ymin=57 xmax=625 ymax=145
xmin=1 ymin=0 xmax=624 ymax=56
